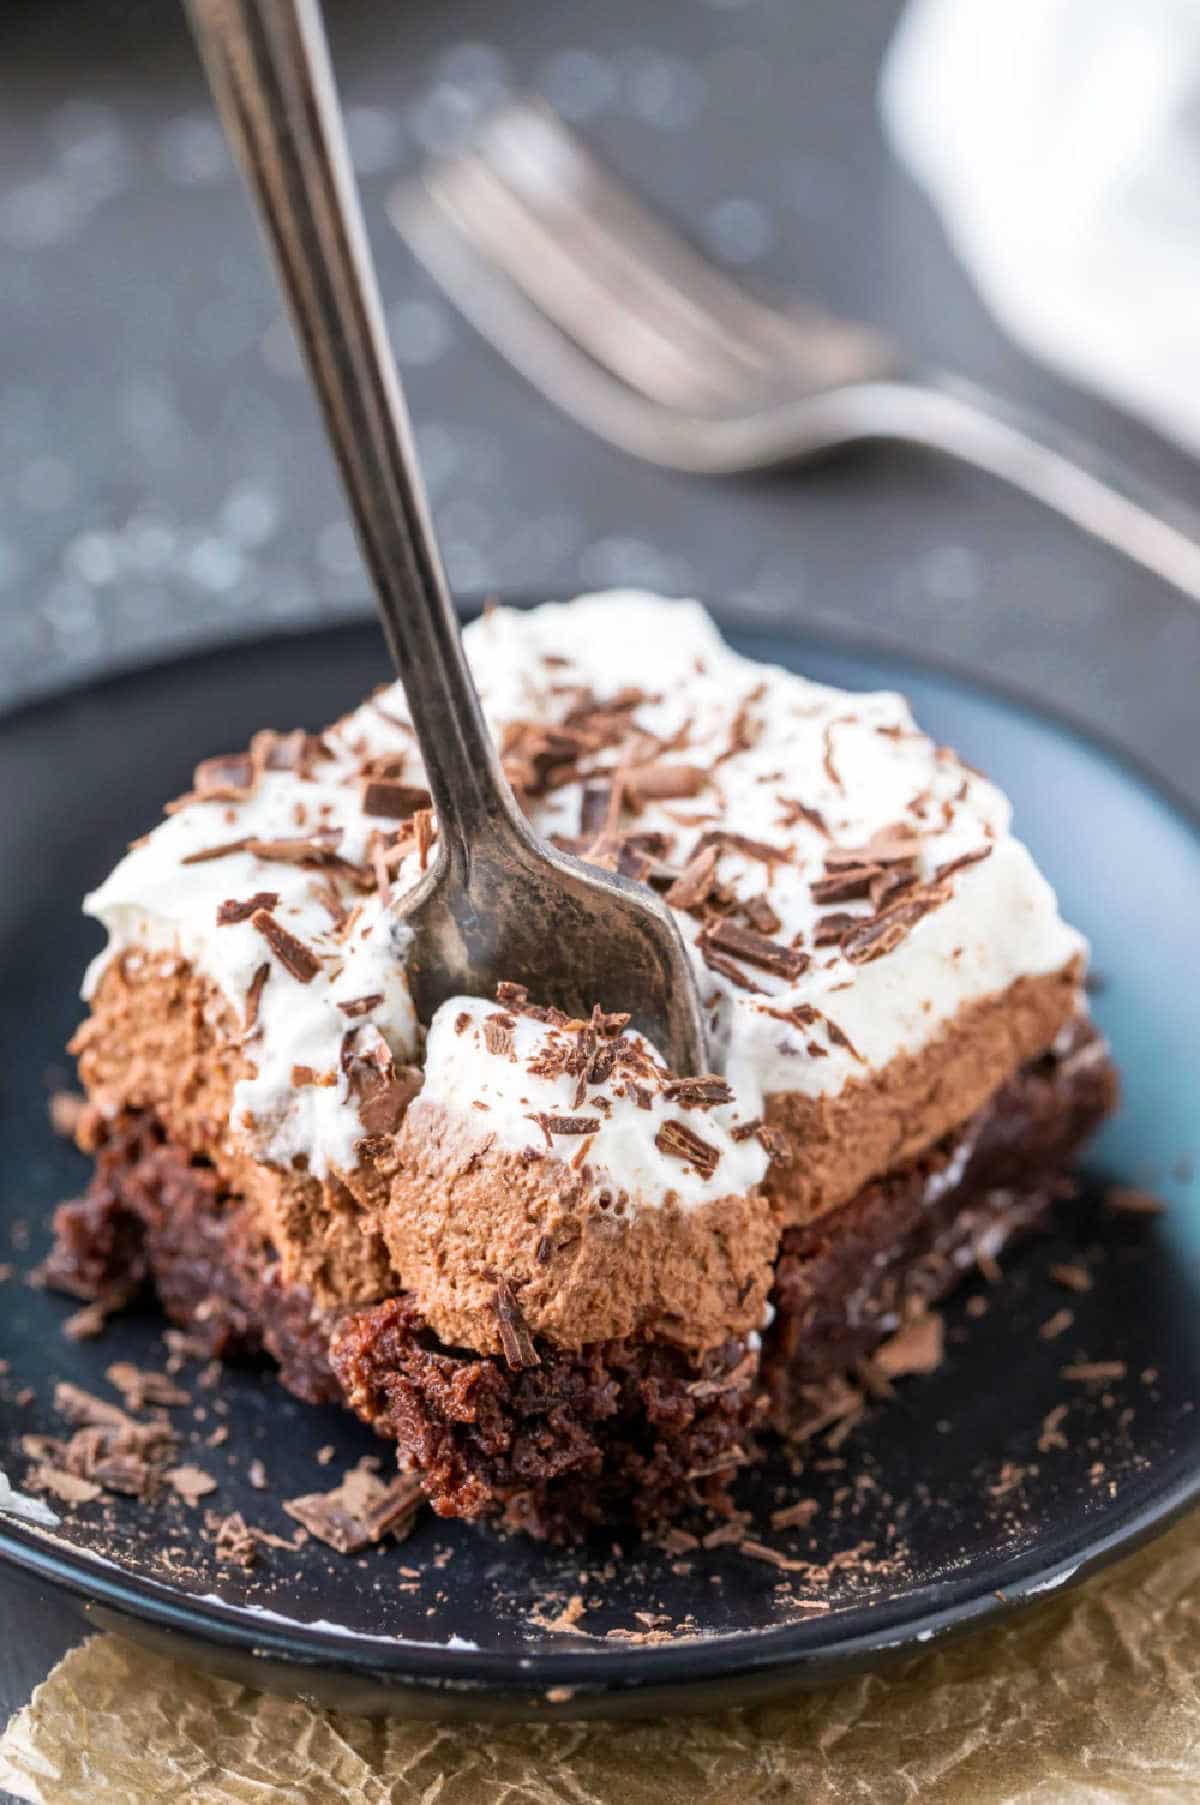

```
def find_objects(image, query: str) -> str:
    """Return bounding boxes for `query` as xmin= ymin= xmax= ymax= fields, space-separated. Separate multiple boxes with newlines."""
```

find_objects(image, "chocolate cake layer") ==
xmin=45 ymin=1026 xmax=1115 ymax=1539
xmin=763 ymin=1020 xmax=1118 ymax=1429
xmin=45 ymin=1119 xmax=338 ymax=1407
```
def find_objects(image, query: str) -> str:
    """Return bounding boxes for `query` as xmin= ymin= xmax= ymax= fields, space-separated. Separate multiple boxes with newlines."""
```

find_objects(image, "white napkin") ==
xmin=881 ymin=0 xmax=1200 ymax=455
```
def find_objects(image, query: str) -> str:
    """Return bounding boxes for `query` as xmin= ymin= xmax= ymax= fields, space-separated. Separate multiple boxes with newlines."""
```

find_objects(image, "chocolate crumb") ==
xmin=48 ymin=1091 xmax=87 ymax=1141
xmin=63 ymin=1300 xmax=116 ymax=1341
xmin=164 ymin=1464 xmax=217 ymax=1507
xmin=32 ymin=1466 xmax=103 ymax=1506
xmin=209 ymin=1510 xmax=259 ymax=1568
xmin=770 ymin=1498 xmax=819 ymax=1531
xmin=1039 ymin=1403 xmax=1070 ymax=1453
xmin=740 ymin=1538 xmax=813 ymax=1574
xmin=106 ymin=1363 xmax=190 ymax=1410
xmin=1061 ymin=1361 xmax=1127 ymax=1383
xmin=874 ymin=1312 xmax=944 ymax=1377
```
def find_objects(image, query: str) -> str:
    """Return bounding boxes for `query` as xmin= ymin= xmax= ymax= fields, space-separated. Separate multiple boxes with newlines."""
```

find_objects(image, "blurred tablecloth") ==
xmin=3 ymin=0 xmax=1199 ymax=793
xmin=2 ymin=1 xmax=1199 ymax=1797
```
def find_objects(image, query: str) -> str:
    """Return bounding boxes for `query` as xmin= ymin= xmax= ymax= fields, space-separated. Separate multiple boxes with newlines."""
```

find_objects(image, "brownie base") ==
xmin=45 ymin=1024 xmax=1116 ymax=1540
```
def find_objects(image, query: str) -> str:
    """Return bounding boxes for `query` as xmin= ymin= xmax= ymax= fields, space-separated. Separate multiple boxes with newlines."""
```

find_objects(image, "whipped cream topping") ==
xmin=83 ymin=591 xmax=1086 ymax=1189
xmin=419 ymin=994 xmax=769 ymax=1210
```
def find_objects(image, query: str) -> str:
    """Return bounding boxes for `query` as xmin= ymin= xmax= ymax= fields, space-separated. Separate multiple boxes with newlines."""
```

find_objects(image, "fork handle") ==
xmin=185 ymin=0 xmax=524 ymax=871
xmin=802 ymin=376 xmax=1200 ymax=608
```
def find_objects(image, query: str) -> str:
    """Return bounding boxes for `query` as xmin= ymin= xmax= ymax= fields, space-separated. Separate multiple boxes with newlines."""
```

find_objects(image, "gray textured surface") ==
xmin=1 ymin=0 xmax=1197 ymax=1754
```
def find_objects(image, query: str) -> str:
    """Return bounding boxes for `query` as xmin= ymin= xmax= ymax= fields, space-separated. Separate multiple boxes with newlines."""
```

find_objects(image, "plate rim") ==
xmin=3 ymin=603 xmax=1198 ymax=1708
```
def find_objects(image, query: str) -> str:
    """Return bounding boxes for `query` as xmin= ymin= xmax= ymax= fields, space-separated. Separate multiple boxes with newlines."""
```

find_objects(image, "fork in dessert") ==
xmin=186 ymin=0 xmax=706 ymax=1074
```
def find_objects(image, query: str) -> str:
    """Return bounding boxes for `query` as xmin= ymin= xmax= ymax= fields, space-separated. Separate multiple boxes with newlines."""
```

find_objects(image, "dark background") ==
xmin=2 ymin=0 xmax=1197 ymax=1750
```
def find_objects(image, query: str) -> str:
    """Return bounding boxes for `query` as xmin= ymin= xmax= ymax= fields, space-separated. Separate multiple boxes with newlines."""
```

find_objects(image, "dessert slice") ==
xmin=47 ymin=592 xmax=1117 ymax=1538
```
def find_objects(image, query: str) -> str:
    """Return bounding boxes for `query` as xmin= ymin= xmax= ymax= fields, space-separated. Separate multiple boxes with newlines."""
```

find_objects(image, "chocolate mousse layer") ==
xmin=45 ymin=1022 xmax=1115 ymax=1538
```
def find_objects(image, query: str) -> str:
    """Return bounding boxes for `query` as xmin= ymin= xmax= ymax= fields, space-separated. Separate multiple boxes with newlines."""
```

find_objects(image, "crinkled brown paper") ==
xmin=3 ymin=1512 xmax=1200 ymax=1804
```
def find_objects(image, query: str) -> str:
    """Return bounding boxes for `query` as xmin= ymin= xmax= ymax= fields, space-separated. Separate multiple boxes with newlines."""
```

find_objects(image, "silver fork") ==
xmin=391 ymin=97 xmax=1200 ymax=607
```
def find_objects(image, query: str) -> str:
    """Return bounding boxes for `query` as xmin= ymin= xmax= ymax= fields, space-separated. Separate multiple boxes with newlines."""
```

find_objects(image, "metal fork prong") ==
xmin=474 ymin=101 xmax=779 ymax=371
xmin=423 ymin=152 xmax=767 ymax=415
xmin=477 ymin=100 xmax=893 ymax=389
xmin=390 ymin=180 xmax=795 ymax=468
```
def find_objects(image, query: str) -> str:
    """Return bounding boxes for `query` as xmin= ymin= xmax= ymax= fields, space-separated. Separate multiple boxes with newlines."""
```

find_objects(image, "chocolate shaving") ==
xmin=654 ymin=1118 xmax=721 ymax=1180
xmin=355 ymin=1062 xmax=422 ymax=1138
xmin=934 ymin=845 xmax=994 ymax=881
xmin=369 ymin=833 xmax=394 ymax=906
xmin=105 ymin=1363 xmax=189 ymax=1410
xmin=664 ymin=845 xmax=719 ymax=912
xmin=1061 ymin=1360 xmax=1127 ymax=1382
xmin=809 ymin=865 xmax=882 ymax=905
xmin=771 ymin=1497 xmax=820 ymax=1531
xmin=414 ymin=808 xmax=435 ymax=871
xmin=740 ymin=1539 xmax=815 ymax=1574
xmin=494 ymin=1278 xmax=540 ymax=1369
xmin=216 ymin=890 xmax=279 ymax=925
xmin=192 ymin=753 xmax=255 ymax=802
xmin=626 ymin=763 xmax=709 ymax=802
xmin=243 ymin=962 xmax=270 ymax=1031
xmin=578 ymin=784 xmax=611 ymax=841
xmin=180 ymin=837 xmax=251 ymax=865
xmin=336 ymin=993 xmax=384 ymax=1018
xmin=164 ymin=1464 xmax=217 ymax=1507
xmin=693 ymin=829 xmax=792 ymax=867
xmin=777 ymin=798 xmax=829 ymax=836
xmin=483 ymin=1014 xmax=516 ymax=1059
xmin=699 ymin=918 xmax=809 ymax=980
xmin=250 ymin=909 xmax=321 ymax=983
xmin=821 ymin=721 xmax=844 ymax=790
xmin=251 ymin=727 xmax=331 ymax=777
xmin=828 ymin=825 xmax=921 ymax=869
xmin=210 ymin=1511 xmax=260 ymax=1568
xmin=813 ymin=912 xmax=859 ymax=947
xmin=529 ymin=1113 xmax=601 ymax=1139
xmin=360 ymin=778 xmax=431 ymax=819
xmin=285 ymin=1463 xmax=424 ymax=1553
xmin=715 ymin=695 xmax=763 ymax=765
xmin=873 ymin=1312 xmax=944 ymax=1377
xmin=1104 ymin=1186 xmax=1165 ymax=1216
xmin=699 ymin=943 xmax=766 ymax=993
xmin=823 ymin=1016 xmax=863 ymax=1061
xmin=662 ymin=1076 xmax=734 ymax=1109
xmin=741 ymin=894 xmax=782 ymax=936
xmin=840 ymin=884 xmax=951 ymax=965
xmin=757 ymin=1124 xmax=791 ymax=1166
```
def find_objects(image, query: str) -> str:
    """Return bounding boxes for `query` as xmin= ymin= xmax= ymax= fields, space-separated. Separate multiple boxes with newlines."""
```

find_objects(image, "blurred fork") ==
xmin=391 ymin=97 xmax=1200 ymax=606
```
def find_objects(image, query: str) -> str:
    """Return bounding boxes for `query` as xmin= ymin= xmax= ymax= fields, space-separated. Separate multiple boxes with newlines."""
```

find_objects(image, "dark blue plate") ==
xmin=0 ymin=612 xmax=1196 ymax=1720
